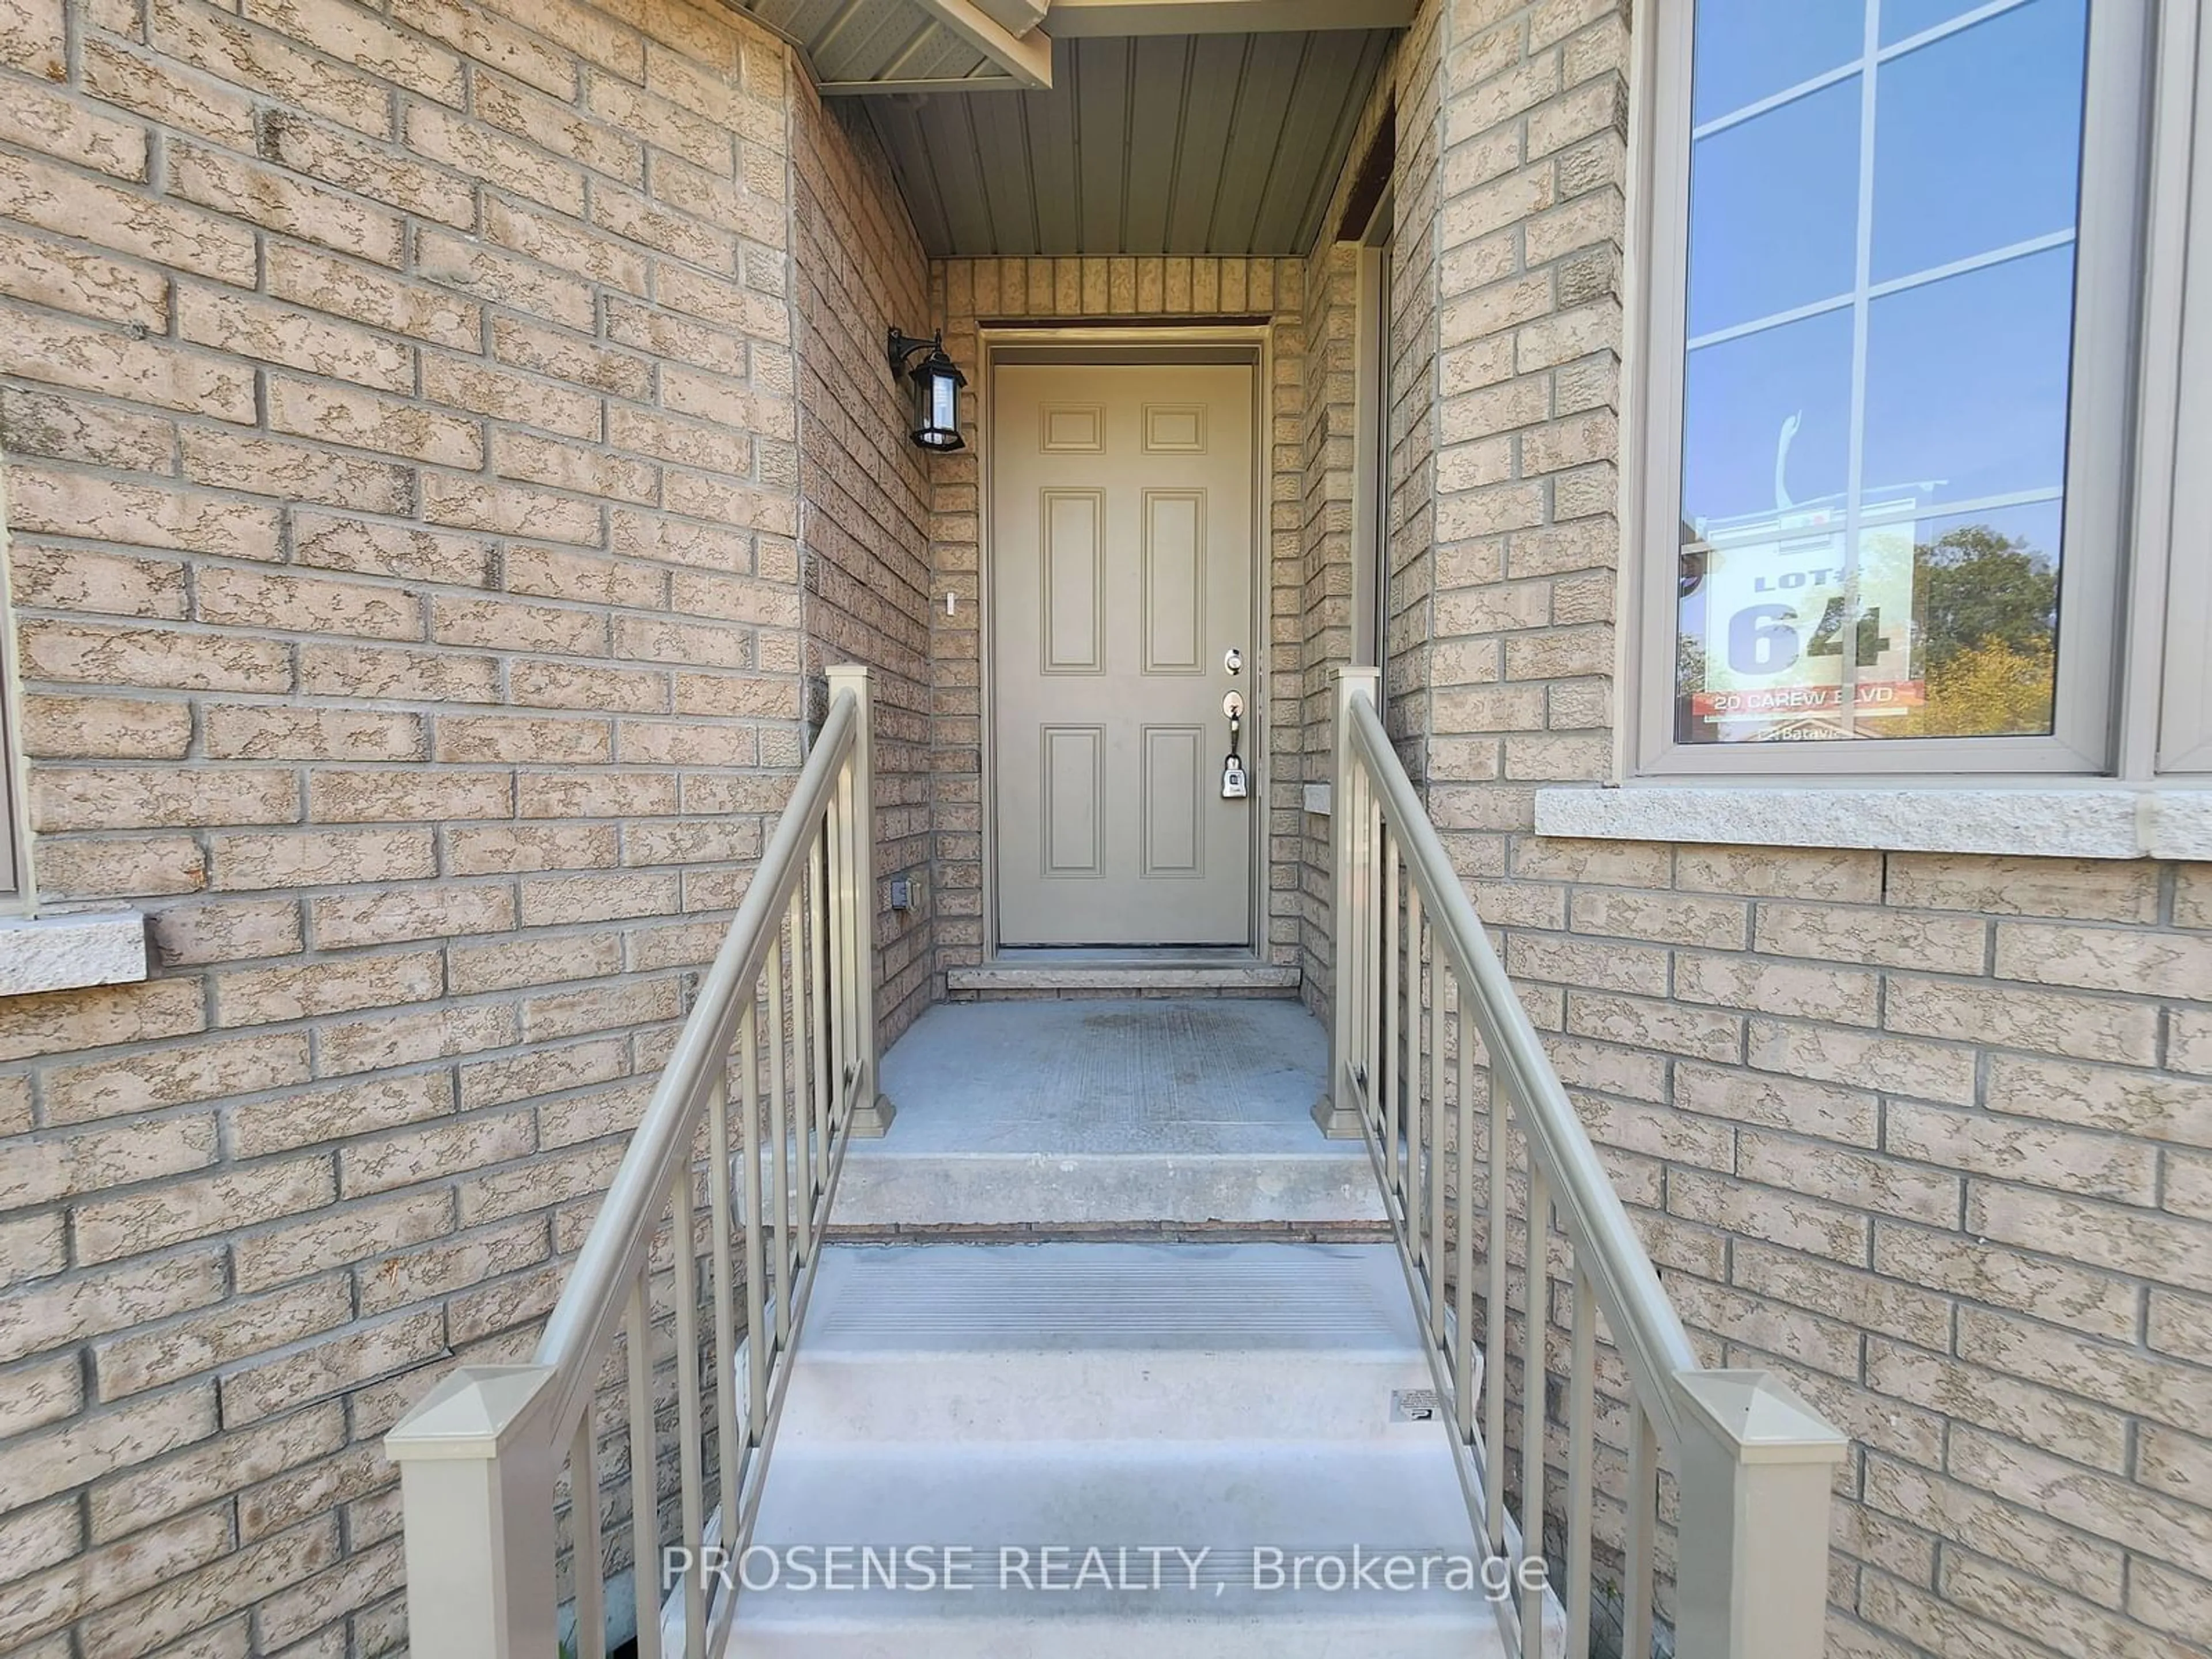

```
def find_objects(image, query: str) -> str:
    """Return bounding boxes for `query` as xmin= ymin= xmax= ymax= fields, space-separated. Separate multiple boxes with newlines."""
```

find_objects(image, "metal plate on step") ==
xmin=1391 ymin=1388 xmax=1440 ymax=1423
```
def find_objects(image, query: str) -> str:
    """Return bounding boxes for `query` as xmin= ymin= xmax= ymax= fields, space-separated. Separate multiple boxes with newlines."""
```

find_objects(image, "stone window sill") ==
xmin=0 ymin=912 xmax=149 ymax=997
xmin=1532 ymin=786 xmax=2212 ymax=861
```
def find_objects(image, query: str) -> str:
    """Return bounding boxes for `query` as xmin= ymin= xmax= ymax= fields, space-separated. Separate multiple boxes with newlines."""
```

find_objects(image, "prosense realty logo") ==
xmin=663 ymin=1543 xmax=1550 ymax=1601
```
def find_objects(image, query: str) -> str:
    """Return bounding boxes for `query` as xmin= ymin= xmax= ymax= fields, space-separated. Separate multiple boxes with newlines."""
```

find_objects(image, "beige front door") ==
xmin=991 ymin=359 xmax=1255 ymax=947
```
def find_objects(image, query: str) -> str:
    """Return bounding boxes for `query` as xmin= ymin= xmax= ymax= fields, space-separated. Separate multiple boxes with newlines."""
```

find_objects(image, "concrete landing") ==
xmin=835 ymin=999 xmax=1382 ymax=1227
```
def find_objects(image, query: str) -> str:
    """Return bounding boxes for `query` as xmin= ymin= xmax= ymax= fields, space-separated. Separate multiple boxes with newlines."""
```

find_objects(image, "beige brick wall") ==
xmin=3 ymin=1 xmax=2202 ymax=1656
xmin=0 ymin=0 xmax=927 ymax=1652
xmin=1297 ymin=0 xmax=1444 ymax=1012
xmin=923 ymin=256 xmax=1309 ymax=979
xmin=1298 ymin=212 xmax=1361 ymax=1002
xmin=789 ymin=79 xmax=932 ymax=1039
xmin=1422 ymin=4 xmax=2212 ymax=1656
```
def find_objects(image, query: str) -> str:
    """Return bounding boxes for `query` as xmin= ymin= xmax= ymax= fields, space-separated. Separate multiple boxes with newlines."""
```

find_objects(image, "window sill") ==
xmin=1532 ymin=785 xmax=2212 ymax=861
xmin=0 ymin=912 xmax=149 ymax=997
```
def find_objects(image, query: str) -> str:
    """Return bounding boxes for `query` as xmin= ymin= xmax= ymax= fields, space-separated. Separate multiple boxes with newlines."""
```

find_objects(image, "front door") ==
xmin=992 ymin=359 xmax=1255 ymax=947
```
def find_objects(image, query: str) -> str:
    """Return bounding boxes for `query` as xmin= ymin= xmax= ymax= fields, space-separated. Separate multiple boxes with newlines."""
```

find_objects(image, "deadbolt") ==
xmin=1224 ymin=647 xmax=1244 ymax=676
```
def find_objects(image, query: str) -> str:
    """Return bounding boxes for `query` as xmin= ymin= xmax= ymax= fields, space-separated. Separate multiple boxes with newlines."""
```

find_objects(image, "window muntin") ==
xmin=1670 ymin=0 xmax=2093 ymax=747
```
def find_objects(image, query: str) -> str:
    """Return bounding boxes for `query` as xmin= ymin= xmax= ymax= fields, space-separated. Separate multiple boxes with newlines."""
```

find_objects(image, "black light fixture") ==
xmin=887 ymin=328 xmax=967 ymax=453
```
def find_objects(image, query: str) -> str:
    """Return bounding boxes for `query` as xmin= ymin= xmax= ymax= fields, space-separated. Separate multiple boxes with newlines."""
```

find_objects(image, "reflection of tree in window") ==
xmin=1897 ymin=524 xmax=2059 ymax=737
xmin=1675 ymin=527 xmax=1710 ymax=744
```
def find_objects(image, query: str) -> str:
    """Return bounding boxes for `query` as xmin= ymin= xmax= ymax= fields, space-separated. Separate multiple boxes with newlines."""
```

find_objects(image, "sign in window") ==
xmin=1673 ymin=0 xmax=2089 ymax=745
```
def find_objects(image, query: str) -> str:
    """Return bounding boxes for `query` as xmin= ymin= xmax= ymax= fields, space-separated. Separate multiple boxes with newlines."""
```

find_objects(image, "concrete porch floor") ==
xmin=832 ymin=999 xmax=1385 ymax=1229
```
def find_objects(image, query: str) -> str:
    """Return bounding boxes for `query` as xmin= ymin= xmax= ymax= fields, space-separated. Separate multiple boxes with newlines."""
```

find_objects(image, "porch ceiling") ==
xmin=861 ymin=29 xmax=1393 ymax=257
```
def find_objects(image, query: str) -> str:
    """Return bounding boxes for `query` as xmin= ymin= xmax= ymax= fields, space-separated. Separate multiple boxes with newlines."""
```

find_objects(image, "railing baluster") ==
xmin=1484 ymin=1067 xmax=1508 ymax=1552
xmin=626 ymin=1277 xmax=662 ymax=1659
xmin=824 ymin=793 xmax=849 ymax=1121
xmin=1428 ymin=947 xmax=1445 ymax=1340
xmin=1344 ymin=762 xmax=1365 ymax=1103
xmin=767 ymin=927 xmax=790 ymax=1350
xmin=1566 ymin=1267 xmax=1594 ymax=1659
xmin=810 ymin=831 xmax=831 ymax=1185
xmin=669 ymin=1171 xmax=706 ymax=1658
xmin=1355 ymin=767 xmax=1373 ymax=1099
xmin=826 ymin=733 xmax=863 ymax=1133
xmin=1455 ymin=999 xmax=1474 ymax=1442
xmin=740 ymin=1007 xmax=767 ymax=1442
xmin=707 ymin=1077 xmax=741 ymax=1587
xmin=1623 ymin=1405 xmax=1657 ymax=1659
xmin=1520 ymin=1164 xmax=1550 ymax=1659
xmin=1382 ymin=830 xmax=1399 ymax=1177
xmin=1354 ymin=783 xmax=1371 ymax=1132
xmin=572 ymin=1414 xmax=607 ymax=1659
xmin=787 ymin=891 xmax=814 ymax=1271
xmin=1404 ymin=883 xmax=1423 ymax=1251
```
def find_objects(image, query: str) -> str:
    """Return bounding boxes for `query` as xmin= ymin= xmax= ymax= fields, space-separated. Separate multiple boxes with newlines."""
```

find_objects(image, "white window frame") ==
xmin=2153 ymin=0 xmax=2212 ymax=773
xmin=0 ymin=465 xmax=146 ymax=993
xmin=1625 ymin=0 xmax=2158 ymax=781
xmin=0 ymin=467 xmax=36 ymax=906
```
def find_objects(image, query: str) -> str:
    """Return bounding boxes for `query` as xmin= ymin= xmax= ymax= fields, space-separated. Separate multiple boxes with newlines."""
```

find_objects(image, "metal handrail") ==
xmin=385 ymin=665 xmax=891 ymax=1659
xmin=1323 ymin=667 xmax=1846 ymax=1659
xmin=1343 ymin=691 xmax=1700 ymax=1441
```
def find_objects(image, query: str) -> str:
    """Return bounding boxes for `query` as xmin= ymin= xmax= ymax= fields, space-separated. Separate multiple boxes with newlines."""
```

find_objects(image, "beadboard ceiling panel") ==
xmin=861 ymin=30 xmax=1393 ymax=256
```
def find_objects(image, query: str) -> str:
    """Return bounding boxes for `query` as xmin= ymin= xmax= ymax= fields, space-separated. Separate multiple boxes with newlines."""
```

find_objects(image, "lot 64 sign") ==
xmin=1689 ymin=493 xmax=1924 ymax=736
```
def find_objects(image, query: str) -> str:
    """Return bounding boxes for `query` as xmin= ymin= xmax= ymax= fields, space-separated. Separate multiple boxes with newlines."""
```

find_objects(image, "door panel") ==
xmin=1040 ymin=726 xmax=1104 ymax=877
xmin=994 ymin=361 xmax=1255 ymax=946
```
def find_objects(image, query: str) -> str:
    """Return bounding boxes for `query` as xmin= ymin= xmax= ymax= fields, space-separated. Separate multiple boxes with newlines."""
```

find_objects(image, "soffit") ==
xmin=728 ymin=0 xmax=1051 ymax=93
xmin=860 ymin=30 xmax=1394 ymax=257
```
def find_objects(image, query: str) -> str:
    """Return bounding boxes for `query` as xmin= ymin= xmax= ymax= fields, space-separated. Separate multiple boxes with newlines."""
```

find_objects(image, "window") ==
xmin=1633 ymin=0 xmax=2158 ymax=776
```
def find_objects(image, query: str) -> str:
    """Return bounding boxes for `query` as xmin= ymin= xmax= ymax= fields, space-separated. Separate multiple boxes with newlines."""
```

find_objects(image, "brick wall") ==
xmin=788 ymin=79 xmax=931 ymax=1038
xmin=1423 ymin=4 xmax=2212 ymax=1656
xmin=0 ymin=0 xmax=924 ymax=1652
xmin=1298 ymin=224 xmax=1359 ymax=1002
xmin=1297 ymin=0 xmax=1444 ymax=1014
xmin=923 ymin=256 xmax=1309 ymax=980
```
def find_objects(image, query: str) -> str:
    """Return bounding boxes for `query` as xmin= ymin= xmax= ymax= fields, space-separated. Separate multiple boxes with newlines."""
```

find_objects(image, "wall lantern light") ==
xmin=887 ymin=328 xmax=967 ymax=453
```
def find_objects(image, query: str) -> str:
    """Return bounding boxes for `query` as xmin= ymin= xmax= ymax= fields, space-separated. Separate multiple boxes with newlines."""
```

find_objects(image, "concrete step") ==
xmin=839 ymin=1000 xmax=1384 ymax=1226
xmin=832 ymin=1149 xmax=1382 ymax=1226
xmin=779 ymin=1242 xmax=1440 ymax=1442
xmin=717 ymin=1241 xmax=1511 ymax=1658
xmin=728 ymin=1443 xmax=1505 ymax=1658
xmin=730 ymin=1612 xmax=1500 ymax=1659
xmin=947 ymin=962 xmax=1302 ymax=997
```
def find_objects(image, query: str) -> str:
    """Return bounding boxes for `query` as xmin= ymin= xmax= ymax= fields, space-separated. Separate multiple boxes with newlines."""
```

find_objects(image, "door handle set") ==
xmin=1221 ymin=649 xmax=1249 ymax=799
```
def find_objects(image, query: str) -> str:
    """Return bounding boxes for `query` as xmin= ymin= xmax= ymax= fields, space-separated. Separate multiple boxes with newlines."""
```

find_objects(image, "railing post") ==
xmin=1315 ymin=665 xmax=1381 ymax=1139
xmin=1669 ymin=1369 xmax=1849 ymax=1659
xmin=825 ymin=664 xmax=895 ymax=1135
xmin=383 ymin=1365 xmax=563 ymax=1659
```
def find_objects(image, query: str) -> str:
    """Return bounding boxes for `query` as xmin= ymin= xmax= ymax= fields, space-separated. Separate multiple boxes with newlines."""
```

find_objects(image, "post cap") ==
xmin=1673 ymin=1369 xmax=1849 ymax=1465
xmin=384 ymin=1365 xmax=559 ymax=1462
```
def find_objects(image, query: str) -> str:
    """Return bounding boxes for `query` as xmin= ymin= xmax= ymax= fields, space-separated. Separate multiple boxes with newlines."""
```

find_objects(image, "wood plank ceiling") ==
xmin=860 ymin=31 xmax=1393 ymax=256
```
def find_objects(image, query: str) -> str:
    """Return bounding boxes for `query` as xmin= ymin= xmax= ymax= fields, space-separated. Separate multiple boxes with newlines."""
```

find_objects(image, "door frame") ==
xmin=976 ymin=324 xmax=1274 ymax=962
